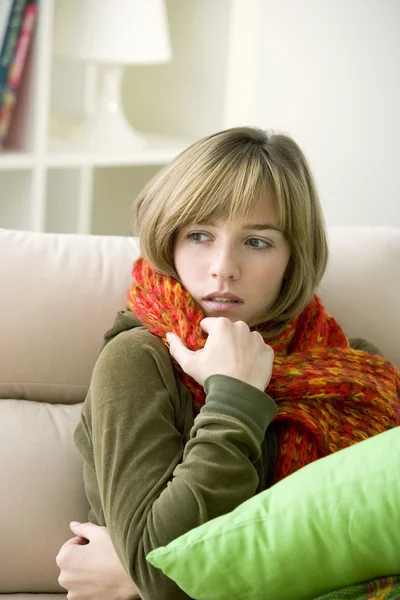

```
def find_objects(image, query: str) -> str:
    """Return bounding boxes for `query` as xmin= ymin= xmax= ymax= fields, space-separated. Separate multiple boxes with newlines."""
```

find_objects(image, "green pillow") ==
xmin=147 ymin=427 xmax=400 ymax=600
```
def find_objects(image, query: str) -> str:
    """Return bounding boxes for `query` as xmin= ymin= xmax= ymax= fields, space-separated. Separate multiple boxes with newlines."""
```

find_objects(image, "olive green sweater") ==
xmin=74 ymin=310 xmax=380 ymax=600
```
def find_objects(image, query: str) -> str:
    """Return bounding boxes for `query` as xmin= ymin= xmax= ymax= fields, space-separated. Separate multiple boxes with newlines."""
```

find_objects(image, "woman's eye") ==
xmin=246 ymin=238 xmax=272 ymax=250
xmin=188 ymin=232 xmax=209 ymax=243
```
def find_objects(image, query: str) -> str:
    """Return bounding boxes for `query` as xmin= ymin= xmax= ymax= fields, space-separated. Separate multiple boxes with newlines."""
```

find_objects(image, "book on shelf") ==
xmin=0 ymin=0 xmax=37 ymax=149
xmin=0 ymin=0 xmax=26 ymax=100
xmin=0 ymin=1 xmax=14 ymax=51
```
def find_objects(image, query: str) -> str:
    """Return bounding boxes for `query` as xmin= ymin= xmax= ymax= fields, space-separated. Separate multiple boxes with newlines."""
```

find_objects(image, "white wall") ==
xmin=252 ymin=0 xmax=400 ymax=226
xmin=123 ymin=0 xmax=232 ymax=140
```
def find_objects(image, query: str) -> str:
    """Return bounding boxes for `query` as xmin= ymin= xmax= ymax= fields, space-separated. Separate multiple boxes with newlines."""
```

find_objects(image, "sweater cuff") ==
xmin=202 ymin=374 xmax=277 ymax=444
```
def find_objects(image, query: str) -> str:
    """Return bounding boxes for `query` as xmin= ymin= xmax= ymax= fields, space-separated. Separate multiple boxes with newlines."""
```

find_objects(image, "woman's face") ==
xmin=174 ymin=199 xmax=291 ymax=324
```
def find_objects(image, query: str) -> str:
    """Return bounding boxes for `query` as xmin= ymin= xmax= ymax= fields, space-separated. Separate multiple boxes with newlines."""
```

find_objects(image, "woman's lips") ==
xmin=202 ymin=299 xmax=243 ymax=312
xmin=203 ymin=292 xmax=244 ymax=302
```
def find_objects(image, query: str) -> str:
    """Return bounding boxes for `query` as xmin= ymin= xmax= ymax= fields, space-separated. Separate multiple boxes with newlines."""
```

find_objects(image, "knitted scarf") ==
xmin=127 ymin=257 xmax=400 ymax=484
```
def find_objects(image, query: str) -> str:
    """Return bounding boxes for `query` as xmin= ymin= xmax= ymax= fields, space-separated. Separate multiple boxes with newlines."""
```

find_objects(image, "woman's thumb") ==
xmin=166 ymin=332 xmax=194 ymax=367
xmin=69 ymin=521 xmax=91 ymax=538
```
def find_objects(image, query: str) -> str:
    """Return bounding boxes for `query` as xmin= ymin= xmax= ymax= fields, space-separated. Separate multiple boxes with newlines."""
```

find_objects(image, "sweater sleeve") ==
xmin=349 ymin=337 xmax=383 ymax=357
xmin=74 ymin=328 xmax=277 ymax=600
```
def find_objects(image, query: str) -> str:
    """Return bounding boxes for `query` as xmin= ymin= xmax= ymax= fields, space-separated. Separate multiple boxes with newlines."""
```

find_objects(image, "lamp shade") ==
xmin=54 ymin=0 xmax=172 ymax=65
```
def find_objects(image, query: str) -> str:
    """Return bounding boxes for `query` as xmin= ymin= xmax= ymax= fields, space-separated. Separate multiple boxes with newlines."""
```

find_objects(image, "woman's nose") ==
xmin=209 ymin=250 xmax=240 ymax=281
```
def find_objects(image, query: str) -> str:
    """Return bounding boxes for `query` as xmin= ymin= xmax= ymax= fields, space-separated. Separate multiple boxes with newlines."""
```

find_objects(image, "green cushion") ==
xmin=147 ymin=427 xmax=400 ymax=600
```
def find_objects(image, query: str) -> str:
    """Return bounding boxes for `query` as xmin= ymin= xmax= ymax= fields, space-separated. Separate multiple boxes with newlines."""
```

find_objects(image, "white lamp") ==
xmin=53 ymin=0 xmax=172 ymax=151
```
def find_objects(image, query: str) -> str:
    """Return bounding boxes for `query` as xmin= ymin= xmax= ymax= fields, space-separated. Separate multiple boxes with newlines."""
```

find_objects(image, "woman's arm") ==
xmin=76 ymin=327 xmax=277 ymax=600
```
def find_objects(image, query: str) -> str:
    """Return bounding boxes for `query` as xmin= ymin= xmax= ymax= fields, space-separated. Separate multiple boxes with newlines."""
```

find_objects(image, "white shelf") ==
xmin=0 ymin=143 xmax=191 ymax=169
xmin=45 ymin=149 xmax=186 ymax=168
xmin=0 ymin=0 xmax=253 ymax=234
xmin=0 ymin=152 xmax=35 ymax=170
xmin=46 ymin=134 xmax=193 ymax=168
xmin=0 ymin=171 xmax=35 ymax=230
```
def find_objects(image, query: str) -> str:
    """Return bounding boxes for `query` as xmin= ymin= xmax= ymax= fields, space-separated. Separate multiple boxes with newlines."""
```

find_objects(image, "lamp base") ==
xmin=64 ymin=64 xmax=146 ymax=153
xmin=66 ymin=108 xmax=146 ymax=153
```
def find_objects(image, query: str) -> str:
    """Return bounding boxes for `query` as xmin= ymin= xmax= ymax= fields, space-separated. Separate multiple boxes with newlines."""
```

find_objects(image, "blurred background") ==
xmin=0 ymin=0 xmax=399 ymax=235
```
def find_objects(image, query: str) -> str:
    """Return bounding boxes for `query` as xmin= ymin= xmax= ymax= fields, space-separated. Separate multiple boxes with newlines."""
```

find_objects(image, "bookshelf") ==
xmin=0 ymin=0 xmax=259 ymax=235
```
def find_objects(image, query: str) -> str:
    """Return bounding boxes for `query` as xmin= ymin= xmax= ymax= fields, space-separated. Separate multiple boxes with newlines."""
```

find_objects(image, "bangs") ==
xmin=166 ymin=146 xmax=283 ymax=231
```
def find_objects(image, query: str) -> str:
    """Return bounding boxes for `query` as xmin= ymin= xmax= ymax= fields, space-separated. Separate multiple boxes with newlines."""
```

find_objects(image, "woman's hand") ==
xmin=56 ymin=521 xmax=140 ymax=600
xmin=167 ymin=317 xmax=274 ymax=392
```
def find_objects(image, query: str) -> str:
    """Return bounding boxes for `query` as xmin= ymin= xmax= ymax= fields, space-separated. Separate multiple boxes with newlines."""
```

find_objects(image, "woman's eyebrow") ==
xmin=241 ymin=223 xmax=281 ymax=232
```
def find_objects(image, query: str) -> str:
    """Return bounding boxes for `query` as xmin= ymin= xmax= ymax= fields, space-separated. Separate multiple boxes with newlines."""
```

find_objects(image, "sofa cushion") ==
xmin=0 ymin=400 xmax=88 ymax=593
xmin=318 ymin=226 xmax=400 ymax=368
xmin=0 ymin=229 xmax=141 ymax=404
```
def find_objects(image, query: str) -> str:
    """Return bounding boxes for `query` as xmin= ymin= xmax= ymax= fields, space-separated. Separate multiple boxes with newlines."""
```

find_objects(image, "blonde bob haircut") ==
xmin=131 ymin=127 xmax=328 ymax=331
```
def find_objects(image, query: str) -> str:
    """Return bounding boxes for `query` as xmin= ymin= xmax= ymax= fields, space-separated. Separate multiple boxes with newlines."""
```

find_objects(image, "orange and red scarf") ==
xmin=128 ymin=257 xmax=400 ymax=484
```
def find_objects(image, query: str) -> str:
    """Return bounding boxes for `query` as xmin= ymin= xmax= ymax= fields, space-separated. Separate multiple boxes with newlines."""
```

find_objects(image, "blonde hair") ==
xmin=131 ymin=127 xmax=328 ymax=330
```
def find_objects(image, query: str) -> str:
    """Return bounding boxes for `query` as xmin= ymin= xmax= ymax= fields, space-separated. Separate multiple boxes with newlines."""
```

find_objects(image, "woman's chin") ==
xmin=201 ymin=305 xmax=248 ymax=323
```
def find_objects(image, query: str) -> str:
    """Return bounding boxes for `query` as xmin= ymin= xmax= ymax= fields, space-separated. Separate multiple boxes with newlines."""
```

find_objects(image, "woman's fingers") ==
xmin=69 ymin=521 xmax=105 ymax=543
xmin=58 ymin=536 xmax=86 ymax=553
xmin=56 ymin=524 xmax=139 ymax=599
xmin=166 ymin=332 xmax=195 ymax=370
xmin=167 ymin=317 xmax=274 ymax=391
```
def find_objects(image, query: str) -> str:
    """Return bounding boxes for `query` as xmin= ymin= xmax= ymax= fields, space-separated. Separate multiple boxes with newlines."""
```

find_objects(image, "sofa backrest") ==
xmin=1 ymin=226 xmax=399 ymax=401
xmin=0 ymin=229 xmax=141 ymax=404
xmin=318 ymin=226 xmax=400 ymax=368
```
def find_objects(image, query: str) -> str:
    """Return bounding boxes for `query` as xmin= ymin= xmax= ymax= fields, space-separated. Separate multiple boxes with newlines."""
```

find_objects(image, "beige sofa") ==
xmin=0 ymin=226 xmax=399 ymax=599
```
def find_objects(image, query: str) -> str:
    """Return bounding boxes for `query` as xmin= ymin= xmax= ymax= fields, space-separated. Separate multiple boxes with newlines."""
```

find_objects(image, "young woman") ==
xmin=56 ymin=127 xmax=400 ymax=600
